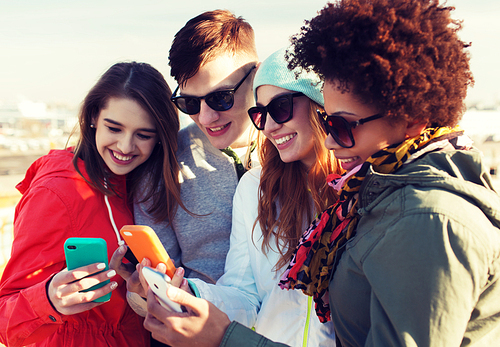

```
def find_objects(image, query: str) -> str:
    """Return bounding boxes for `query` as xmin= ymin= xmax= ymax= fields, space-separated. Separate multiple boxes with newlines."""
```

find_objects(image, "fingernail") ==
xmin=110 ymin=281 xmax=118 ymax=290
xmin=141 ymin=258 xmax=148 ymax=266
xmin=97 ymin=263 xmax=106 ymax=270
xmin=120 ymin=245 xmax=127 ymax=253
xmin=182 ymin=278 xmax=188 ymax=287
xmin=167 ymin=285 xmax=179 ymax=298
xmin=176 ymin=267 xmax=184 ymax=276
xmin=107 ymin=270 xmax=116 ymax=278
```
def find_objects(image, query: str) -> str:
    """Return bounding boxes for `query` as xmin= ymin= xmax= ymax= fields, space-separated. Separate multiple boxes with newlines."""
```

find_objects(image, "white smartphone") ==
xmin=141 ymin=267 xmax=183 ymax=313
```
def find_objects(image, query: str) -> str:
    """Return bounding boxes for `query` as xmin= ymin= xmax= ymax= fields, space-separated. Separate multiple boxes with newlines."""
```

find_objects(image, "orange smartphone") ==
xmin=119 ymin=225 xmax=176 ymax=278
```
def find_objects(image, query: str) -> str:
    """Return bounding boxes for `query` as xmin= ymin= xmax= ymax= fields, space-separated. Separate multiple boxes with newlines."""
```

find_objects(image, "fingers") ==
xmin=146 ymin=288 xmax=173 ymax=319
xmin=48 ymin=265 xmax=118 ymax=315
xmin=53 ymin=281 xmax=117 ymax=315
xmin=123 ymin=257 xmax=151 ymax=297
xmin=54 ymin=266 xmax=116 ymax=297
xmin=109 ymin=245 xmax=127 ymax=270
xmin=179 ymin=278 xmax=191 ymax=294
xmin=169 ymin=267 xmax=185 ymax=288
xmin=126 ymin=267 xmax=145 ymax=297
xmin=144 ymin=291 xmax=174 ymax=344
xmin=51 ymin=262 xmax=106 ymax=287
xmin=165 ymin=285 xmax=202 ymax=315
xmin=144 ymin=288 xmax=231 ymax=347
xmin=74 ymin=269 xmax=116 ymax=294
xmin=155 ymin=261 xmax=167 ymax=274
xmin=169 ymin=267 xmax=193 ymax=295
xmin=137 ymin=260 xmax=152 ymax=295
xmin=144 ymin=312 xmax=171 ymax=345
xmin=110 ymin=245 xmax=136 ymax=280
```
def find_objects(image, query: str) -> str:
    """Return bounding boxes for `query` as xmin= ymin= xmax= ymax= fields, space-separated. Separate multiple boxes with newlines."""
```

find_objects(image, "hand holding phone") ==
xmin=120 ymin=225 xmax=176 ymax=278
xmin=142 ymin=267 xmax=183 ymax=313
xmin=64 ymin=237 xmax=111 ymax=303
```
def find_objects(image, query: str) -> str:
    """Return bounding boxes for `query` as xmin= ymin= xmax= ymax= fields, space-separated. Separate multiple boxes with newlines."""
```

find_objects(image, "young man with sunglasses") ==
xmin=132 ymin=10 xmax=259 ymax=287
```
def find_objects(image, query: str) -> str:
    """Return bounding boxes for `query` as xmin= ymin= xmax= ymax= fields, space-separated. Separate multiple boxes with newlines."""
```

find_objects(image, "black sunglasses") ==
xmin=317 ymin=110 xmax=384 ymax=148
xmin=171 ymin=66 xmax=256 ymax=115
xmin=248 ymin=92 xmax=304 ymax=130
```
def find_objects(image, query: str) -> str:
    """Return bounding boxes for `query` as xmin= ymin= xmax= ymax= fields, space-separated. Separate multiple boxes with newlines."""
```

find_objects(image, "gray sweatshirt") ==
xmin=134 ymin=123 xmax=253 ymax=283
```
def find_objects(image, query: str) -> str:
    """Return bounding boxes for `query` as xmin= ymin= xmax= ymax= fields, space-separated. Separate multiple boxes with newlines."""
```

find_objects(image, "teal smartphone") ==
xmin=64 ymin=237 xmax=111 ymax=303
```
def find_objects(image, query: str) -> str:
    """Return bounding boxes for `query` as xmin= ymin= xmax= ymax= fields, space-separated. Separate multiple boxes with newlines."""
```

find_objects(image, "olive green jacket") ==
xmin=222 ymin=149 xmax=500 ymax=347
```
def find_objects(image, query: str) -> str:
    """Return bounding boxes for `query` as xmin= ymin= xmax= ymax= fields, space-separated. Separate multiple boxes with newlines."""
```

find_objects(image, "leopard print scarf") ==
xmin=279 ymin=126 xmax=466 ymax=323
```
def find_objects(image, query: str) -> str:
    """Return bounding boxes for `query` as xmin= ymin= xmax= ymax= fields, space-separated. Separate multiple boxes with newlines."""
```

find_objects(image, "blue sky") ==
xmin=1 ymin=0 xmax=499 ymax=107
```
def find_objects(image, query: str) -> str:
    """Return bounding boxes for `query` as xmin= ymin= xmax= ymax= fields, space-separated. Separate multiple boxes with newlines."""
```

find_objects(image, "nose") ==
xmin=263 ymin=113 xmax=281 ymax=135
xmin=197 ymin=100 xmax=220 ymax=126
xmin=117 ymin=134 xmax=135 ymax=154
xmin=324 ymin=133 xmax=340 ymax=151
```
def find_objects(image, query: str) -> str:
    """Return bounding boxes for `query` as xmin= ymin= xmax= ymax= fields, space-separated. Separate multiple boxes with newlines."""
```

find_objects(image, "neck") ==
xmin=229 ymin=126 xmax=256 ymax=149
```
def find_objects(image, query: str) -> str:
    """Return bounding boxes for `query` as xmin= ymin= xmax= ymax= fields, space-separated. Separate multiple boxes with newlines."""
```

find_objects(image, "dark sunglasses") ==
xmin=317 ymin=110 xmax=384 ymax=148
xmin=170 ymin=66 xmax=256 ymax=115
xmin=248 ymin=92 xmax=304 ymax=130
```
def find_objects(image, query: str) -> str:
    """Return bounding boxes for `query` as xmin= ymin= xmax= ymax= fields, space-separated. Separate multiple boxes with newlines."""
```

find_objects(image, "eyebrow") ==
xmin=328 ymin=111 xmax=358 ymax=117
xmin=103 ymin=118 xmax=157 ymax=133
xmin=179 ymin=83 xmax=234 ymax=97
xmin=179 ymin=67 xmax=251 ymax=97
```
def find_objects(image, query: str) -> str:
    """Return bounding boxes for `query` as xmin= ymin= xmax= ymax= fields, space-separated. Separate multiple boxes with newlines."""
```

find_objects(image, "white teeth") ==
xmin=113 ymin=151 xmax=133 ymax=161
xmin=210 ymin=124 xmax=228 ymax=132
xmin=275 ymin=133 xmax=297 ymax=145
xmin=339 ymin=157 xmax=356 ymax=163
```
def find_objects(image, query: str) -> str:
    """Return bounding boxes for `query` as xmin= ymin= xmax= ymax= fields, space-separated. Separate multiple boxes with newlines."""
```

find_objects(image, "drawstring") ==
xmin=104 ymin=179 xmax=125 ymax=247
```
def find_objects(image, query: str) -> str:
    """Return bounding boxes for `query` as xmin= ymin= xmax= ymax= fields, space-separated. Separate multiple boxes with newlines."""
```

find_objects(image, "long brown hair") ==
xmin=256 ymin=100 xmax=342 ymax=271
xmin=72 ymin=61 xmax=187 ymax=225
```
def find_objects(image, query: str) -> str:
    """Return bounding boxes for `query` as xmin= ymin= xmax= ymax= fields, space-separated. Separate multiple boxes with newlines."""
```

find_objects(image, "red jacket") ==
xmin=0 ymin=149 xmax=149 ymax=347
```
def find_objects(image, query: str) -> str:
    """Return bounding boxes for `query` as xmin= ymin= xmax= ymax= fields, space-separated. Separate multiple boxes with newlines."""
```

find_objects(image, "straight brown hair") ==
xmin=72 ymin=61 xmax=188 ymax=225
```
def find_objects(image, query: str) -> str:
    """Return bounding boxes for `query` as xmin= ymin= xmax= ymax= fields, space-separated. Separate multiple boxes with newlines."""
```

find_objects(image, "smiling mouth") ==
xmin=275 ymin=133 xmax=297 ymax=145
xmin=338 ymin=157 xmax=358 ymax=163
xmin=209 ymin=123 xmax=230 ymax=132
xmin=112 ymin=150 xmax=134 ymax=162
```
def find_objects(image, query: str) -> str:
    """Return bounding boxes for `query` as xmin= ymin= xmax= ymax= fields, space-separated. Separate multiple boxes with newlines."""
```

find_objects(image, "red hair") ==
xmin=256 ymin=100 xmax=342 ymax=270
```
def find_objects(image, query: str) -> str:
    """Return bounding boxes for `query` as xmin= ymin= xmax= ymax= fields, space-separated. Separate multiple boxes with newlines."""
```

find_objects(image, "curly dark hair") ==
xmin=287 ymin=0 xmax=474 ymax=127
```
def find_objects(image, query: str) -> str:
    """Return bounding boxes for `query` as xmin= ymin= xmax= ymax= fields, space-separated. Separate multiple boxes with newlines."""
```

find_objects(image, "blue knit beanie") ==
xmin=253 ymin=47 xmax=324 ymax=106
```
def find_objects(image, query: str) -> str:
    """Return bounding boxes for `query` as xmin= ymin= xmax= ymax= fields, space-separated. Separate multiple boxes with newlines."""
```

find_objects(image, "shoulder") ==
xmin=177 ymin=123 xmax=201 ymax=148
xmin=239 ymin=167 xmax=262 ymax=187
xmin=17 ymin=149 xmax=78 ymax=191
xmin=233 ymin=167 xmax=261 ymax=201
xmin=363 ymin=173 xmax=500 ymax=262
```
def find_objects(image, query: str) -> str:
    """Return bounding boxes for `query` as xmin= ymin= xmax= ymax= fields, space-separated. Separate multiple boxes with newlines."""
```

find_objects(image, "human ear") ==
xmin=405 ymin=121 xmax=427 ymax=138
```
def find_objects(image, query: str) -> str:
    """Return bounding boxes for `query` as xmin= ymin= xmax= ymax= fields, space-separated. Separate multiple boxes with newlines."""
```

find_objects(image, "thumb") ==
xmin=167 ymin=285 xmax=203 ymax=314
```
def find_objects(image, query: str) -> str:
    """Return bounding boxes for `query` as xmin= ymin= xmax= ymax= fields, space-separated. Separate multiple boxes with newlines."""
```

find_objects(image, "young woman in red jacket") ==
xmin=0 ymin=62 xmax=185 ymax=347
